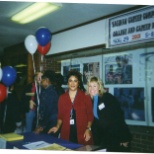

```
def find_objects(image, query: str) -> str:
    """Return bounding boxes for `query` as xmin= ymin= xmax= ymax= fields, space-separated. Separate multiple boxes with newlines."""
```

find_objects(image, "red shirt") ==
xmin=58 ymin=89 xmax=94 ymax=145
xmin=31 ymin=83 xmax=36 ymax=100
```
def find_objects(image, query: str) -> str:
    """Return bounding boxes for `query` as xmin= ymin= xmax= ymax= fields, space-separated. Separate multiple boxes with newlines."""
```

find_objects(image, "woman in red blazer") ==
xmin=48 ymin=70 xmax=94 ymax=145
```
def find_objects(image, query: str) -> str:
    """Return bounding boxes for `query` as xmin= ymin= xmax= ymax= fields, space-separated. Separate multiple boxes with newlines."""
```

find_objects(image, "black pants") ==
xmin=92 ymin=119 xmax=131 ymax=152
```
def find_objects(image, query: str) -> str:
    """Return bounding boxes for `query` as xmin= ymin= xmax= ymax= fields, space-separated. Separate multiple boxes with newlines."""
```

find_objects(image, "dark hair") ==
xmin=66 ymin=69 xmax=81 ymax=82
xmin=55 ymin=73 xmax=64 ymax=86
xmin=79 ymin=77 xmax=86 ymax=92
xmin=42 ymin=70 xmax=56 ymax=83
xmin=66 ymin=69 xmax=86 ymax=92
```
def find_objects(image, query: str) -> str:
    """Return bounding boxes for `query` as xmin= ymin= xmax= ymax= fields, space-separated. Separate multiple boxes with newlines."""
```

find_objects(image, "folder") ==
xmin=23 ymin=141 xmax=72 ymax=150
xmin=0 ymin=133 xmax=24 ymax=141
xmin=37 ymin=143 xmax=72 ymax=150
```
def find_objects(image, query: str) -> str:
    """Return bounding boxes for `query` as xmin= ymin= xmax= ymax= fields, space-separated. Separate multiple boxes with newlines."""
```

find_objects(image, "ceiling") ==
xmin=0 ymin=1 xmax=142 ymax=55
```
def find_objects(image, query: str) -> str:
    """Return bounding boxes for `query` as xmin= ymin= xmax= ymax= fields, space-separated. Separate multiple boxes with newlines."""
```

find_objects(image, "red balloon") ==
xmin=0 ymin=83 xmax=7 ymax=103
xmin=37 ymin=42 xmax=51 ymax=55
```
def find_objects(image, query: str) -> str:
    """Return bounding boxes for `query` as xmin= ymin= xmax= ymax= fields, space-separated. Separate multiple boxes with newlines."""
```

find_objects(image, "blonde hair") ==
xmin=86 ymin=76 xmax=106 ymax=96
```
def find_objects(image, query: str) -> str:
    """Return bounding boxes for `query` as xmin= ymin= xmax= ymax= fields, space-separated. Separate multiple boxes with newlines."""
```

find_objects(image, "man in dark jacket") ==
xmin=34 ymin=70 xmax=59 ymax=137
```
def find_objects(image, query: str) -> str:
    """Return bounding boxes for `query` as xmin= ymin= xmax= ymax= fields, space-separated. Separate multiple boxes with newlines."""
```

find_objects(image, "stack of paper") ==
xmin=23 ymin=141 xmax=51 ymax=150
xmin=0 ymin=133 xmax=24 ymax=141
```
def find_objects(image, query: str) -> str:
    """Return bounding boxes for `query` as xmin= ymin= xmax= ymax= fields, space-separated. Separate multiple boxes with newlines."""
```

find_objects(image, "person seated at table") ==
xmin=48 ymin=69 xmax=94 ymax=145
xmin=34 ymin=70 xmax=59 ymax=137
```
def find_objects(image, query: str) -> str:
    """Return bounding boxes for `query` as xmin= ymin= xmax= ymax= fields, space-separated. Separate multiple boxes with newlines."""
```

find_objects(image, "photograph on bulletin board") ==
xmin=139 ymin=51 xmax=154 ymax=83
xmin=63 ymin=64 xmax=80 ymax=85
xmin=114 ymin=87 xmax=145 ymax=122
xmin=104 ymin=54 xmax=132 ymax=84
xmin=83 ymin=62 xmax=100 ymax=84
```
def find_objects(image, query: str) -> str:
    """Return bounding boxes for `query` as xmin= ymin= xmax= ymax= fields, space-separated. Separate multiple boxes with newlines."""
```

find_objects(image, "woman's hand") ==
xmin=84 ymin=129 xmax=91 ymax=141
xmin=48 ymin=127 xmax=58 ymax=134
xmin=48 ymin=119 xmax=62 ymax=134
xmin=29 ymin=100 xmax=35 ymax=109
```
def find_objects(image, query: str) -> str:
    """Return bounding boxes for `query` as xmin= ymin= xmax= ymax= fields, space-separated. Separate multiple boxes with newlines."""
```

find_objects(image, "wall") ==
xmin=130 ymin=125 xmax=154 ymax=153
xmin=47 ymin=19 xmax=107 ymax=55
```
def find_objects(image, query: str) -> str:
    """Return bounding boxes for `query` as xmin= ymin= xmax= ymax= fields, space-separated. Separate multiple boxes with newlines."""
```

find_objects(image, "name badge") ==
xmin=98 ymin=102 xmax=105 ymax=110
xmin=70 ymin=119 xmax=74 ymax=125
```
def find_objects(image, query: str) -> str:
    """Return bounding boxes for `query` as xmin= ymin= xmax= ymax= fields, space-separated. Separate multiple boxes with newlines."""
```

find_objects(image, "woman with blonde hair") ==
xmin=86 ymin=76 xmax=132 ymax=152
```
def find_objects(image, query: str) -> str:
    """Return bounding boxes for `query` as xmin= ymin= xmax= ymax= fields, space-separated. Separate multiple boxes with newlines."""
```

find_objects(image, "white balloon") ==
xmin=0 ymin=68 xmax=2 ymax=81
xmin=24 ymin=35 xmax=38 ymax=54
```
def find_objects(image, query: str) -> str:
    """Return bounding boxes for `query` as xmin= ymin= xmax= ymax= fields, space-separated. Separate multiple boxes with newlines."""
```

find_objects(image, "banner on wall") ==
xmin=109 ymin=6 xmax=154 ymax=47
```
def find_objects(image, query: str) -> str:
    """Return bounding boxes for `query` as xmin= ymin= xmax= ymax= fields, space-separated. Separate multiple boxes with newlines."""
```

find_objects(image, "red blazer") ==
xmin=58 ymin=89 xmax=94 ymax=145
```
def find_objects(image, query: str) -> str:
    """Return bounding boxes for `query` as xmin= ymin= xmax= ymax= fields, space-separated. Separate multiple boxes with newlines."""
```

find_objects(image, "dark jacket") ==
xmin=92 ymin=92 xmax=132 ymax=151
xmin=0 ymin=90 xmax=21 ymax=133
xmin=38 ymin=85 xmax=58 ymax=133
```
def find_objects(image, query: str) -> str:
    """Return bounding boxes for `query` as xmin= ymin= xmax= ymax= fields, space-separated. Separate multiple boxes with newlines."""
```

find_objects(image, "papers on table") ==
xmin=23 ymin=141 xmax=71 ymax=150
xmin=23 ymin=141 xmax=51 ymax=150
xmin=37 ymin=143 xmax=72 ymax=150
xmin=0 ymin=138 xmax=6 ymax=149
xmin=97 ymin=148 xmax=107 ymax=152
xmin=0 ymin=133 xmax=24 ymax=141
xmin=75 ymin=145 xmax=107 ymax=151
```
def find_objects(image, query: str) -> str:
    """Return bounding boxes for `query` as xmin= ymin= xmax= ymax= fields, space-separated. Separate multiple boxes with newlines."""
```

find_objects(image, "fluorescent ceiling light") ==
xmin=11 ymin=2 xmax=62 ymax=24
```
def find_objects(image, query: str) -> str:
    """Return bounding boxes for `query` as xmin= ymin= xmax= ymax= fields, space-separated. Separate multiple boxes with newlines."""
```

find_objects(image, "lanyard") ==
xmin=69 ymin=91 xmax=77 ymax=119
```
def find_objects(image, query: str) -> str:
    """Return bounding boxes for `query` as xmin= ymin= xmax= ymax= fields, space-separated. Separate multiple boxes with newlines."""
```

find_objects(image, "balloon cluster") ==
xmin=24 ymin=27 xmax=52 ymax=55
xmin=0 ymin=66 xmax=17 ymax=103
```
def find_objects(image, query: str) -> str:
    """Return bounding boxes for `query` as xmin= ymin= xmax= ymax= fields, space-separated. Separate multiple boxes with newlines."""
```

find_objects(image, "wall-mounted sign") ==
xmin=109 ymin=6 xmax=154 ymax=47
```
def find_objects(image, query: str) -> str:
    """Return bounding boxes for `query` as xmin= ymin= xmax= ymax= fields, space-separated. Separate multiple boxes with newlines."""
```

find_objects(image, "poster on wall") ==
xmin=139 ymin=51 xmax=154 ymax=83
xmin=63 ymin=64 xmax=80 ymax=84
xmin=104 ymin=53 xmax=132 ymax=84
xmin=83 ymin=62 xmax=100 ymax=84
xmin=114 ymin=87 xmax=145 ymax=121
xmin=61 ymin=55 xmax=102 ymax=86
xmin=109 ymin=6 xmax=154 ymax=47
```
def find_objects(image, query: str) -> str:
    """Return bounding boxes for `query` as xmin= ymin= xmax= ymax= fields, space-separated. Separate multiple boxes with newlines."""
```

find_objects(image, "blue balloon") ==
xmin=1 ymin=66 xmax=17 ymax=87
xmin=35 ymin=27 xmax=52 ymax=46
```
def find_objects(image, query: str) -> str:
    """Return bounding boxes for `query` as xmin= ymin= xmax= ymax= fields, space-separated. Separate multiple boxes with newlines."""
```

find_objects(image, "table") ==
xmin=6 ymin=132 xmax=83 ymax=150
